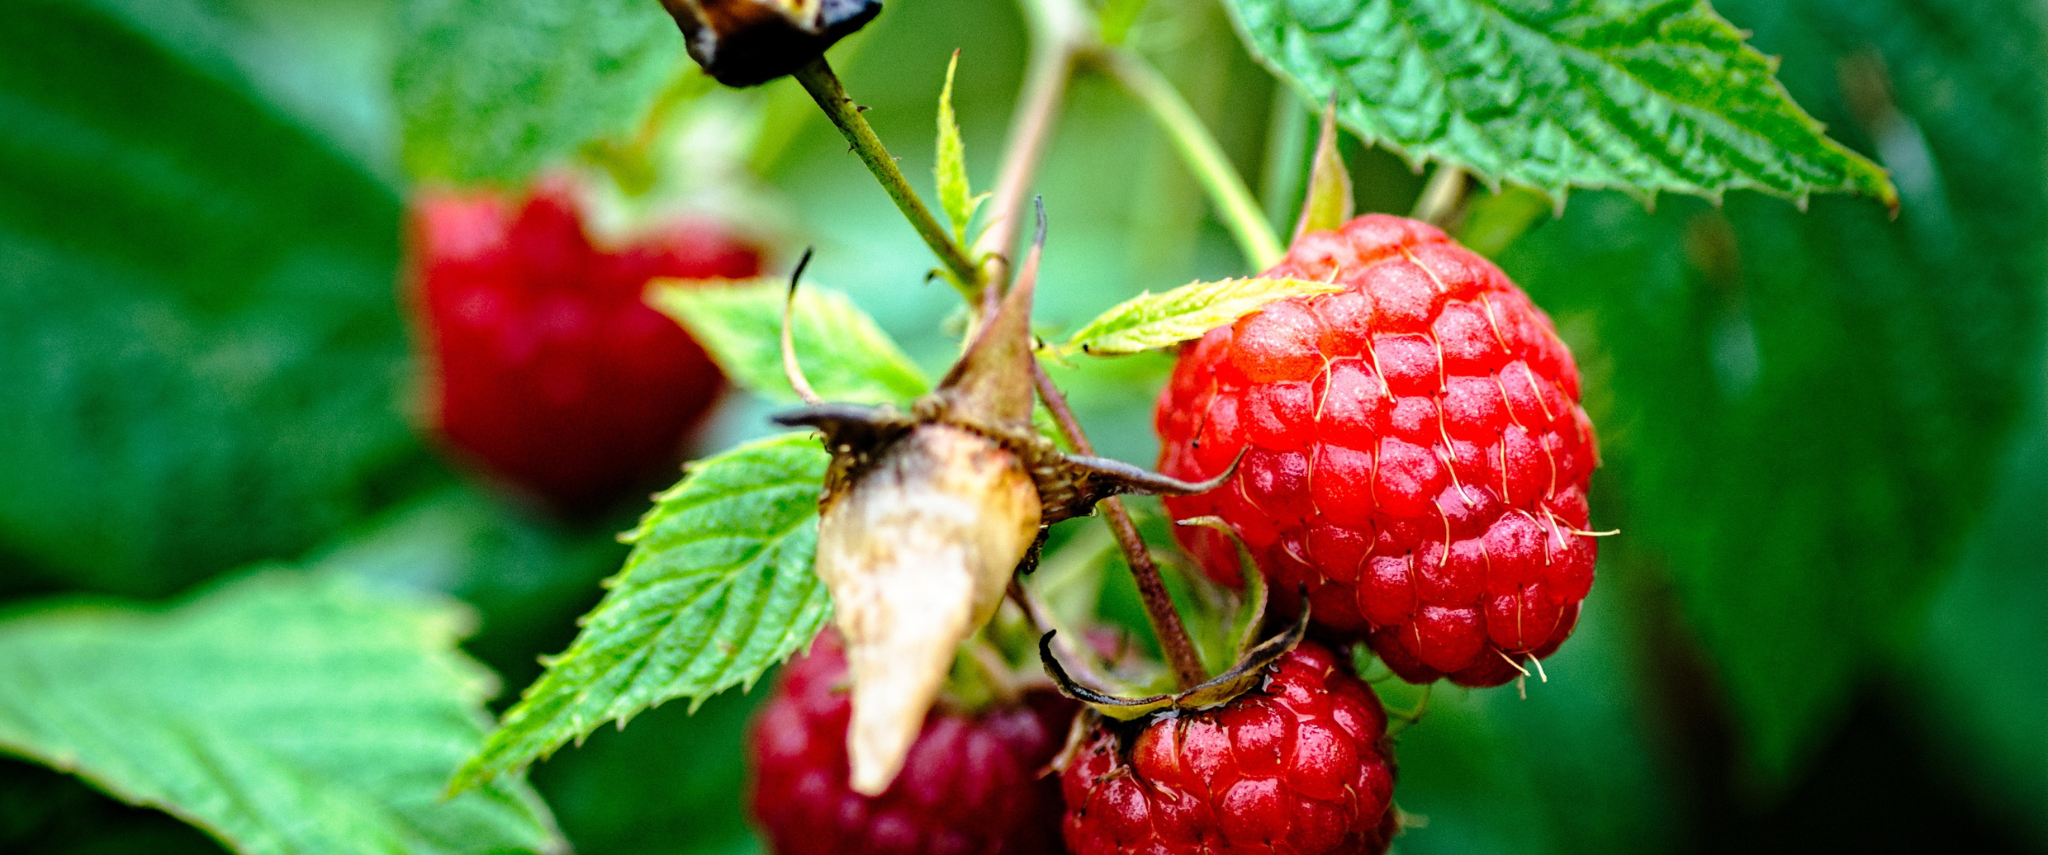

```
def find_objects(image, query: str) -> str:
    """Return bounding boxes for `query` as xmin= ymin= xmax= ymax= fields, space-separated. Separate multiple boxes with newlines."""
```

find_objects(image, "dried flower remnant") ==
xmin=658 ymin=0 xmax=881 ymax=87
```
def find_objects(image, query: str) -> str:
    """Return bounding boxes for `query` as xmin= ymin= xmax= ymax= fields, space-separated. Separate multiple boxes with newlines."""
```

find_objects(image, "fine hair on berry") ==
xmin=1156 ymin=214 xmax=1600 ymax=687
xmin=1059 ymin=641 xmax=1399 ymax=855
xmin=748 ymin=631 xmax=1076 ymax=855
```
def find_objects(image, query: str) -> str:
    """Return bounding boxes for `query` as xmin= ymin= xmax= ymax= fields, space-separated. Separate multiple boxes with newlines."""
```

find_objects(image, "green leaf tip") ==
xmin=649 ymin=277 xmax=929 ymax=405
xmin=451 ymin=433 xmax=833 ymax=795
xmin=1219 ymin=0 xmax=1898 ymax=208
xmin=1294 ymin=99 xmax=1355 ymax=238
xmin=1063 ymin=276 xmax=1346 ymax=356
xmin=0 ymin=571 xmax=567 ymax=855
xmin=936 ymin=50 xmax=988 ymax=246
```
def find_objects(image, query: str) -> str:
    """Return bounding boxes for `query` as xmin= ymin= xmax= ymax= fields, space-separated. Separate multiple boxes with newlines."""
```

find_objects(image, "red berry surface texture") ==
xmin=1061 ymin=641 xmax=1398 ymax=855
xmin=1156 ymin=214 xmax=1599 ymax=687
xmin=408 ymin=182 xmax=759 ymax=512
xmin=749 ymin=632 xmax=1075 ymax=855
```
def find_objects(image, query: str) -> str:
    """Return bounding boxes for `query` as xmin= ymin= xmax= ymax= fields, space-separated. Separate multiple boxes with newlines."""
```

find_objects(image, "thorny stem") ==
xmin=793 ymin=57 xmax=985 ymax=297
xmin=1090 ymin=47 xmax=1286 ymax=269
xmin=1031 ymin=362 xmax=1209 ymax=691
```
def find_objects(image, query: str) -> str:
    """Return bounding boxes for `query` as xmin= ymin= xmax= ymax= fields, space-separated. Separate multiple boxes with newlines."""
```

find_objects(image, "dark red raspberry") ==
xmin=407 ymin=180 xmax=759 ymax=512
xmin=1155 ymin=214 xmax=1599 ymax=687
xmin=749 ymin=632 xmax=1075 ymax=855
xmin=1060 ymin=641 xmax=1397 ymax=855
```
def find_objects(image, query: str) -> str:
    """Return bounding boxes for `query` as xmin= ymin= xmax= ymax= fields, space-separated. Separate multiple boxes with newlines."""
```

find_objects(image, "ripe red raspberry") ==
xmin=1155 ymin=214 xmax=1598 ymax=687
xmin=1060 ymin=641 xmax=1397 ymax=855
xmin=749 ymin=632 xmax=1076 ymax=855
xmin=407 ymin=181 xmax=759 ymax=512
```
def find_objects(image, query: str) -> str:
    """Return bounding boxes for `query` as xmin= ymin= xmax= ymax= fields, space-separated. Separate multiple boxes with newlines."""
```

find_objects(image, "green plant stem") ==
xmin=793 ymin=57 xmax=984 ymax=297
xmin=1031 ymin=361 xmax=1209 ymax=691
xmin=1411 ymin=163 xmax=1468 ymax=226
xmin=1091 ymin=47 xmax=1286 ymax=269
xmin=972 ymin=0 xmax=1091 ymax=317
xmin=1258 ymin=84 xmax=1310 ymax=234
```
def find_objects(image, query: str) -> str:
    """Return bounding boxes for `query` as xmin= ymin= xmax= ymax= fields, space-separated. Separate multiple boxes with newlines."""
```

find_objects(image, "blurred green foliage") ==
xmin=395 ymin=0 xmax=681 ymax=182
xmin=0 ymin=571 xmax=565 ymax=855
xmin=0 ymin=0 xmax=2042 ymax=853
xmin=0 ymin=0 xmax=417 ymax=598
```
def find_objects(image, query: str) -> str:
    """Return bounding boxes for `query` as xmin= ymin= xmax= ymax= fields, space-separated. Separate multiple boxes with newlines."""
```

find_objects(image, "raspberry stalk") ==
xmin=1033 ymin=362 xmax=1208 ymax=690
xmin=792 ymin=57 xmax=984 ymax=297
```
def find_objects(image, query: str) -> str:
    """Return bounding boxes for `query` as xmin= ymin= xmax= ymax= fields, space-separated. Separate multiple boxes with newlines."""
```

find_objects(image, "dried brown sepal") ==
xmin=1037 ymin=606 xmax=1310 ymax=722
xmin=811 ymin=423 xmax=1040 ymax=795
xmin=659 ymin=0 xmax=881 ymax=87
xmin=935 ymin=226 xmax=1038 ymax=434
xmin=771 ymin=201 xmax=1239 ymax=795
xmin=774 ymin=402 xmax=915 ymax=496
xmin=779 ymin=401 xmax=1237 ymax=528
xmin=1032 ymin=448 xmax=1244 ymax=526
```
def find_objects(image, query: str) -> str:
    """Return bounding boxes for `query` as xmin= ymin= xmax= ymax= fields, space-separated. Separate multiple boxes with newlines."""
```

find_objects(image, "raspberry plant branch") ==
xmin=793 ymin=57 xmax=985 ymax=299
xmin=1030 ymin=360 xmax=1208 ymax=690
xmin=973 ymin=0 xmax=1092 ymax=306
xmin=1090 ymin=46 xmax=1285 ymax=269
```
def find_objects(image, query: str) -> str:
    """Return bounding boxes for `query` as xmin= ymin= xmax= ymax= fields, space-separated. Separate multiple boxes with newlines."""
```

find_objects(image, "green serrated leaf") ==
xmin=1064 ymin=276 xmax=1345 ymax=356
xmin=650 ymin=279 xmax=930 ymax=405
xmin=394 ymin=0 xmax=682 ymax=182
xmin=1497 ymin=0 xmax=2047 ymax=781
xmin=0 ymin=0 xmax=417 ymax=597
xmin=936 ymin=50 xmax=979 ymax=245
xmin=1220 ymin=0 xmax=1898 ymax=206
xmin=0 ymin=571 xmax=566 ymax=855
xmin=453 ymin=433 xmax=833 ymax=792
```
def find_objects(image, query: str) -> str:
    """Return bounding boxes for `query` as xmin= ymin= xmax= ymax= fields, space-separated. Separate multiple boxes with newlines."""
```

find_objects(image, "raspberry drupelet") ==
xmin=1155 ymin=214 xmax=1600 ymax=687
xmin=408 ymin=181 xmax=759 ymax=512
xmin=1060 ymin=641 xmax=1398 ymax=855
xmin=748 ymin=632 xmax=1076 ymax=855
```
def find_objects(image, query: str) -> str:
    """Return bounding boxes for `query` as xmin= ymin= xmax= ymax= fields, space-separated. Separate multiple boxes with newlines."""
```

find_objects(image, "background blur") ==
xmin=1 ymin=0 xmax=2043 ymax=853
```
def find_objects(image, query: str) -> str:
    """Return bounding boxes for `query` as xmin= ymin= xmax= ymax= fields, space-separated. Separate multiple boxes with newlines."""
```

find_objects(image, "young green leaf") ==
xmin=453 ymin=433 xmax=833 ymax=792
xmin=649 ymin=279 xmax=929 ymax=405
xmin=1293 ymin=100 xmax=1354 ymax=238
xmin=935 ymin=50 xmax=988 ymax=245
xmin=1220 ymin=0 xmax=1897 ymax=207
xmin=0 ymin=571 xmax=566 ymax=855
xmin=1063 ymin=277 xmax=1345 ymax=356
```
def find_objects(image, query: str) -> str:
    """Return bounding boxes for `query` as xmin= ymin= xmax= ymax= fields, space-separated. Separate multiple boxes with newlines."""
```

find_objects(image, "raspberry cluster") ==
xmin=1060 ymin=642 xmax=1398 ymax=855
xmin=748 ymin=633 xmax=1075 ymax=855
xmin=1156 ymin=215 xmax=1599 ymax=686
xmin=408 ymin=182 xmax=758 ymax=511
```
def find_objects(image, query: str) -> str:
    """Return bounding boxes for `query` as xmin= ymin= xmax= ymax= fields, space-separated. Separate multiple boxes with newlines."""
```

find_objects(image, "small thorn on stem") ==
xmin=782 ymin=248 xmax=824 ymax=405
